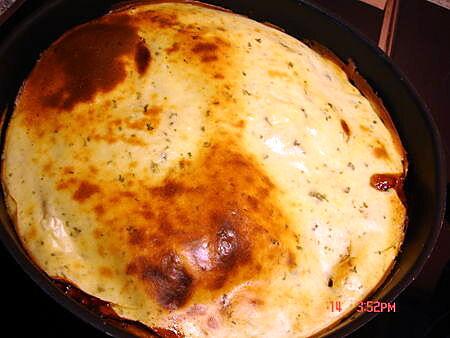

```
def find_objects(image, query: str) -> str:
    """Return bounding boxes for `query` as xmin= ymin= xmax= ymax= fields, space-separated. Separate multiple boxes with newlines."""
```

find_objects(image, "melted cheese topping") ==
xmin=2 ymin=2 xmax=406 ymax=337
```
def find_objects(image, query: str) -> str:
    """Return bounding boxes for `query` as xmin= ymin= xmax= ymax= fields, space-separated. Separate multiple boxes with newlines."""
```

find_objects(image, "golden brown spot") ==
xmin=56 ymin=177 xmax=77 ymax=190
xmin=63 ymin=166 xmax=75 ymax=175
xmin=373 ymin=142 xmax=389 ymax=159
xmin=99 ymin=266 xmax=113 ymax=277
xmin=191 ymin=42 xmax=219 ymax=63
xmin=43 ymin=161 xmax=53 ymax=174
xmin=141 ymin=10 xmax=179 ymax=28
xmin=287 ymin=251 xmax=297 ymax=268
xmin=360 ymin=124 xmax=370 ymax=132
xmin=135 ymin=40 xmax=151 ymax=75
xmin=166 ymin=42 xmax=180 ymax=53
xmin=127 ymin=226 xmax=146 ymax=246
xmin=26 ymin=225 xmax=37 ymax=241
xmin=93 ymin=229 xmax=104 ymax=239
xmin=144 ymin=105 xmax=162 ymax=117
xmin=370 ymin=173 xmax=401 ymax=192
xmin=83 ymin=142 xmax=296 ymax=309
xmin=22 ymin=14 xmax=142 ymax=116
xmin=73 ymin=181 xmax=100 ymax=202
xmin=340 ymin=119 xmax=351 ymax=140
xmin=249 ymin=298 xmax=264 ymax=307
xmin=268 ymin=70 xmax=288 ymax=78
xmin=233 ymin=119 xmax=245 ymax=129
xmin=94 ymin=204 xmax=105 ymax=216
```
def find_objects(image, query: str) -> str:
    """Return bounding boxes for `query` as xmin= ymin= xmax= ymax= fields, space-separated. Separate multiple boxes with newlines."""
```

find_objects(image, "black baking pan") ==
xmin=0 ymin=0 xmax=446 ymax=337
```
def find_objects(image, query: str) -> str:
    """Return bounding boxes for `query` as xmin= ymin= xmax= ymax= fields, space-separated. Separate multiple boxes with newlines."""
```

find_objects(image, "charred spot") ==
xmin=23 ymin=14 xmax=141 ymax=113
xmin=73 ymin=181 xmax=100 ymax=202
xmin=370 ymin=173 xmax=401 ymax=192
xmin=141 ymin=252 xmax=193 ymax=309
xmin=215 ymin=225 xmax=244 ymax=269
xmin=135 ymin=40 xmax=151 ymax=75
xmin=340 ymin=119 xmax=351 ymax=139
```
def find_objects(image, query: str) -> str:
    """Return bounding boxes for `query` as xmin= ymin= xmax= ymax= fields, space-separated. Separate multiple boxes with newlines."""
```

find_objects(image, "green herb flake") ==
xmin=309 ymin=191 xmax=328 ymax=202
xmin=151 ymin=161 xmax=160 ymax=173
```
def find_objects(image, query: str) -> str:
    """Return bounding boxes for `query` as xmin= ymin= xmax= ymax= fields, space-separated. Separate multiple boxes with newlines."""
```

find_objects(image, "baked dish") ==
xmin=2 ymin=1 xmax=407 ymax=337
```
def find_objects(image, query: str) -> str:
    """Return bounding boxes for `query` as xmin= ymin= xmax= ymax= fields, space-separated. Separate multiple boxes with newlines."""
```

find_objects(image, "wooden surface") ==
xmin=378 ymin=0 xmax=399 ymax=55
xmin=359 ymin=0 xmax=387 ymax=9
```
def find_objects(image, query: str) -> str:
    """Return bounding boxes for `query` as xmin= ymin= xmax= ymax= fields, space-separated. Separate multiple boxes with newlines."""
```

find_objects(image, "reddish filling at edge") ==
xmin=370 ymin=173 xmax=401 ymax=192
xmin=53 ymin=279 xmax=183 ymax=338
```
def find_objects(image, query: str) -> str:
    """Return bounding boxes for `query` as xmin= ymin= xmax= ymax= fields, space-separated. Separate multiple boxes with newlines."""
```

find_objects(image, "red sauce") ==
xmin=54 ymin=279 xmax=183 ymax=337
xmin=370 ymin=173 xmax=402 ymax=192
xmin=54 ymin=279 xmax=117 ymax=318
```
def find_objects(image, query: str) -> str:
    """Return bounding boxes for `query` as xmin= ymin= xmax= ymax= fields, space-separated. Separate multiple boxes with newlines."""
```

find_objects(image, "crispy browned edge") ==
xmin=0 ymin=1 xmax=408 ymax=337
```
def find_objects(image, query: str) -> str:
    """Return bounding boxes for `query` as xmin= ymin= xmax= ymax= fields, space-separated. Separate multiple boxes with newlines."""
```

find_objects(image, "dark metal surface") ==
xmin=0 ymin=0 xmax=25 ymax=25
xmin=0 ymin=1 xmax=446 ymax=337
